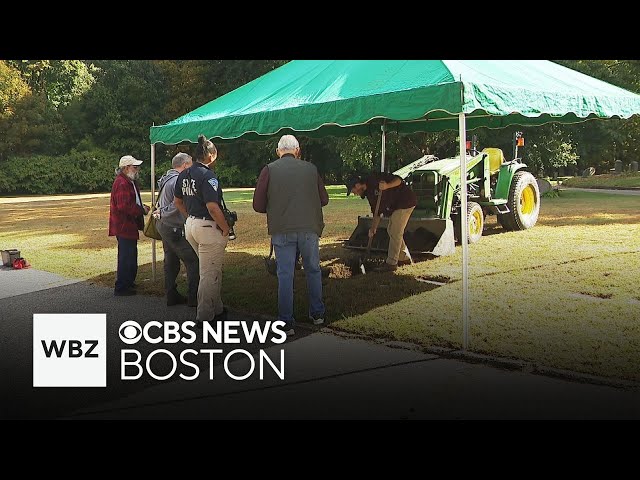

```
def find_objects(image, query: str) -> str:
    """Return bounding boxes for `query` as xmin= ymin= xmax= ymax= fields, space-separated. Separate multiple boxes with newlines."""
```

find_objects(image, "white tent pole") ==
xmin=381 ymin=121 xmax=387 ymax=172
xmin=151 ymin=141 xmax=156 ymax=281
xmin=458 ymin=113 xmax=469 ymax=350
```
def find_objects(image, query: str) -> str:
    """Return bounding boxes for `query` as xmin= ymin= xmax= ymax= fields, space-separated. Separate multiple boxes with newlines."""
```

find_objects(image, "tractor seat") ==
xmin=482 ymin=147 xmax=505 ymax=175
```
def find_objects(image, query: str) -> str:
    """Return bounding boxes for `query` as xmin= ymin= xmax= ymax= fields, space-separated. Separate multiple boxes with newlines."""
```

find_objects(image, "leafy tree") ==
xmin=64 ymin=60 xmax=170 ymax=163
xmin=518 ymin=124 xmax=579 ymax=177
xmin=0 ymin=92 xmax=67 ymax=160
xmin=8 ymin=60 xmax=96 ymax=108
xmin=556 ymin=60 xmax=640 ymax=171
xmin=0 ymin=60 xmax=30 ymax=117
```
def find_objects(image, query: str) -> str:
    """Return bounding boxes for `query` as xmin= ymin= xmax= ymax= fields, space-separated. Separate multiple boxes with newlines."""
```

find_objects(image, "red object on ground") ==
xmin=12 ymin=258 xmax=29 ymax=269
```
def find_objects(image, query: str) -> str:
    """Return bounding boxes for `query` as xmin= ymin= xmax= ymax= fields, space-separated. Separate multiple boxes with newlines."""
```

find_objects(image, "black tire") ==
xmin=454 ymin=201 xmax=484 ymax=244
xmin=499 ymin=171 xmax=540 ymax=231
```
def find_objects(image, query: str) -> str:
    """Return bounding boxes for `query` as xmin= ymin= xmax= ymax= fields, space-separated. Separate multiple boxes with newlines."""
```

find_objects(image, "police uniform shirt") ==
xmin=174 ymin=162 xmax=222 ymax=219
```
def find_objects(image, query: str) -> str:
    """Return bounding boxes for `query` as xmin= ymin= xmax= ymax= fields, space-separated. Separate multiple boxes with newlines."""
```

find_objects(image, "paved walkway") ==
xmin=71 ymin=331 xmax=640 ymax=420
xmin=1 ymin=277 xmax=638 ymax=420
xmin=0 ymin=266 xmax=80 ymax=299
xmin=560 ymin=187 xmax=640 ymax=195
xmin=0 ymin=188 xmax=256 ymax=205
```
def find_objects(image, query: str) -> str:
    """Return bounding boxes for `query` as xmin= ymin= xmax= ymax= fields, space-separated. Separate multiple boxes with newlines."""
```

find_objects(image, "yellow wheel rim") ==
xmin=469 ymin=209 xmax=483 ymax=236
xmin=520 ymin=185 xmax=537 ymax=215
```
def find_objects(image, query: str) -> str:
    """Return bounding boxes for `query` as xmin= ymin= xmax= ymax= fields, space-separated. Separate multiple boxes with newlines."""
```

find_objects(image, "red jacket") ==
xmin=109 ymin=173 xmax=145 ymax=240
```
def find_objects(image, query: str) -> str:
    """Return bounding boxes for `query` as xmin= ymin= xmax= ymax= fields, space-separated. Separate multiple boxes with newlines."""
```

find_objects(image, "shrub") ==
xmin=0 ymin=149 xmax=122 ymax=195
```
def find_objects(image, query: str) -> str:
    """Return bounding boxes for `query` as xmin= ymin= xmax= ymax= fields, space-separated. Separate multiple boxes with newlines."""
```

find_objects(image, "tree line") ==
xmin=1 ymin=60 xmax=638 ymax=195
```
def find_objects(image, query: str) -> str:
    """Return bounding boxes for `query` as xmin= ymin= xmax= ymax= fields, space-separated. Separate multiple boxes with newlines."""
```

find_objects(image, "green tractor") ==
xmin=345 ymin=146 xmax=541 ymax=256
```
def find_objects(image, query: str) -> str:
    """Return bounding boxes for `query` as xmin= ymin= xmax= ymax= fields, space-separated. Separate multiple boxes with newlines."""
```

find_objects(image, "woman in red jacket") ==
xmin=109 ymin=155 xmax=150 ymax=296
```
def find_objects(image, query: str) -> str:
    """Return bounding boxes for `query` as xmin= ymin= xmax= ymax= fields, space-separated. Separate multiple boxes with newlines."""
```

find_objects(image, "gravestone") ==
xmin=614 ymin=159 xmax=623 ymax=174
xmin=631 ymin=161 xmax=638 ymax=173
xmin=536 ymin=178 xmax=552 ymax=194
xmin=582 ymin=167 xmax=596 ymax=177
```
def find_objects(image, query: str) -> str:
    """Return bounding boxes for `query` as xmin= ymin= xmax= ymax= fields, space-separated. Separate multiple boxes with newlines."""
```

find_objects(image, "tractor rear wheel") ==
xmin=454 ymin=201 xmax=484 ymax=244
xmin=498 ymin=171 xmax=540 ymax=231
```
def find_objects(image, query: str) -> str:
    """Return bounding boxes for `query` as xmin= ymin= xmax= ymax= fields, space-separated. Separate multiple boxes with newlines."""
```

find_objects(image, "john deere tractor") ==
xmin=345 ymin=147 xmax=541 ymax=256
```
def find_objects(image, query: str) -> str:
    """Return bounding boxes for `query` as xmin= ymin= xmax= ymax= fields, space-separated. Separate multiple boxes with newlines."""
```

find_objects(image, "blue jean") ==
xmin=115 ymin=236 xmax=138 ymax=292
xmin=272 ymin=232 xmax=324 ymax=325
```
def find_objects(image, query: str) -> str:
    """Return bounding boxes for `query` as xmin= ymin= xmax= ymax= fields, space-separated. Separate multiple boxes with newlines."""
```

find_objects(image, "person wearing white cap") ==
xmin=108 ymin=155 xmax=150 ymax=296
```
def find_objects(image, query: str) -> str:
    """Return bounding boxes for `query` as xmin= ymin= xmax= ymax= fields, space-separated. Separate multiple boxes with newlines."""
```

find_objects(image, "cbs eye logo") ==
xmin=119 ymin=321 xmax=142 ymax=345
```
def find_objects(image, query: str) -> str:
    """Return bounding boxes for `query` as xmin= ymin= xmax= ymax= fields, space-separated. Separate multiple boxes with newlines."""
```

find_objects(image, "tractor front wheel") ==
xmin=454 ymin=201 xmax=484 ymax=244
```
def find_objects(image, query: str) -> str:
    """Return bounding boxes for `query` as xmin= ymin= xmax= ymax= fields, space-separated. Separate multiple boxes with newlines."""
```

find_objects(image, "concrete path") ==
xmin=1 ymin=279 xmax=638 ymax=420
xmin=70 ymin=331 xmax=640 ymax=420
xmin=560 ymin=187 xmax=640 ymax=195
xmin=0 ymin=266 xmax=81 ymax=300
xmin=0 ymin=188 xmax=256 ymax=205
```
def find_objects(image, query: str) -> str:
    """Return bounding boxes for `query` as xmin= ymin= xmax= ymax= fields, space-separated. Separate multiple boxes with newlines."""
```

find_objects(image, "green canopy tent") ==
xmin=149 ymin=60 xmax=640 ymax=349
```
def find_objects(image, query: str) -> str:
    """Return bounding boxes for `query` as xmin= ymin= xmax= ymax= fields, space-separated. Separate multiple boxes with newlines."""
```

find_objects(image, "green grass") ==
xmin=562 ymin=172 xmax=640 ymax=189
xmin=2 ymin=186 xmax=639 ymax=381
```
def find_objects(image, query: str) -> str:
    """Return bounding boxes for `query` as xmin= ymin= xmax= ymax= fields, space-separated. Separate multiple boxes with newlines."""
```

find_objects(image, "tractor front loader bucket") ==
xmin=345 ymin=216 xmax=455 ymax=256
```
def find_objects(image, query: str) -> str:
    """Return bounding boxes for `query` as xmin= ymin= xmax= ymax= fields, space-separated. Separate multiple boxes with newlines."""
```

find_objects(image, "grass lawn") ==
xmin=2 ymin=187 xmax=639 ymax=381
xmin=562 ymin=172 xmax=640 ymax=189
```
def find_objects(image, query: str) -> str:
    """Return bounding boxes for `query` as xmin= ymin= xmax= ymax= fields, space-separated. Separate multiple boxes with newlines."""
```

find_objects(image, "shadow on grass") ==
xmin=88 ymin=244 xmax=440 ymax=322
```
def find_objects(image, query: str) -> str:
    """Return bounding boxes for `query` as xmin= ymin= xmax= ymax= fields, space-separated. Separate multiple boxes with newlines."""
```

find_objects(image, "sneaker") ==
xmin=309 ymin=313 xmax=325 ymax=326
xmin=397 ymin=259 xmax=413 ymax=267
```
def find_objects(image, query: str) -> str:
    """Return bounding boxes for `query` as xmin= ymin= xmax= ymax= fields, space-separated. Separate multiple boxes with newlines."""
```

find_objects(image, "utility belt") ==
xmin=188 ymin=215 xmax=214 ymax=221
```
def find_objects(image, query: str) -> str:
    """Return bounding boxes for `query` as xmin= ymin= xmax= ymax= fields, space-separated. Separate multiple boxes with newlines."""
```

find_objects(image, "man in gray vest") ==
xmin=253 ymin=135 xmax=329 ymax=335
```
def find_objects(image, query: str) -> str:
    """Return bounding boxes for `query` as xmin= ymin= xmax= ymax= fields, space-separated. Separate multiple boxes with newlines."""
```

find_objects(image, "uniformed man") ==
xmin=174 ymin=135 xmax=230 ymax=324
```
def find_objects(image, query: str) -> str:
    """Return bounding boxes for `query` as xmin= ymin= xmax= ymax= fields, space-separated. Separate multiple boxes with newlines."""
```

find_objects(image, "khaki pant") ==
xmin=386 ymin=206 xmax=415 ymax=265
xmin=185 ymin=217 xmax=228 ymax=321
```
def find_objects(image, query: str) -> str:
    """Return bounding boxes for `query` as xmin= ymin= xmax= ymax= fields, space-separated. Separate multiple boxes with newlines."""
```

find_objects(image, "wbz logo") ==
xmin=33 ymin=314 xmax=106 ymax=387
xmin=41 ymin=339 xmax=99 ymax=358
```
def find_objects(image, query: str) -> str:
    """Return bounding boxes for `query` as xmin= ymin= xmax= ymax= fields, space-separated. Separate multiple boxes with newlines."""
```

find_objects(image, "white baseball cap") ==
xmin=119 ymin=155 xmax=144 ymax=168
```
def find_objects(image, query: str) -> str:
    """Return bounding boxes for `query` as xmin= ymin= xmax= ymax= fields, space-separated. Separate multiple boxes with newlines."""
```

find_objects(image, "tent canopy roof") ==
xmin=150 ymin=60 xmax=640 ymax=144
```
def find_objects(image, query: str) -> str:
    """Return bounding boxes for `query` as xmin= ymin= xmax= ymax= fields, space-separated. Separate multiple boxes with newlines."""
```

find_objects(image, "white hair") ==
xmin=277 ymin=135 xmax=299 ymax=151
xmin=172 ymin=152 xmax=192 ymax=168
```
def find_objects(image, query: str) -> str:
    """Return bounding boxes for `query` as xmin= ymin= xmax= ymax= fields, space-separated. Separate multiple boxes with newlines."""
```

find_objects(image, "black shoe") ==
xmin=279 ymin=322 xmax=295 ymax=336
xmin=167 ymin=292 xmax=187 ymax=306
xmin=114 ymin=289 xmax=136 ymax=296
xmin=373 ymin=263 xmax=398 ymax=273
xmin=214 ymin=307 xmax=228 ymax=321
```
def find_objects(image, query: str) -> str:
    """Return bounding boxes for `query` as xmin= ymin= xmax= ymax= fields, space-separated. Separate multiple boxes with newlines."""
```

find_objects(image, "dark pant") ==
xmin=157 ymin=221 xmax=200 ymax=300
xmin=115 ymin=236 xmax=138 ymax=292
